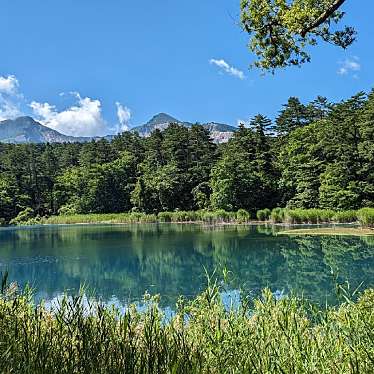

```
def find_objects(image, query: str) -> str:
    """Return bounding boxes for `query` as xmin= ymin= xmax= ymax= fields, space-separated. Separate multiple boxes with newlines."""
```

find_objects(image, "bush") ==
xmin=57 ymin=203 xmax=78 ymax=216
xmin=236 ymin=209 xmax=251 ymax=223
xmin=284 ymin=209 xmax=335 ymax=224
xmin=9 ymin=208 xmax=39 ymax=226
xmin=317 ymin=209 xmax=335 ymax=223
xmin=158 ymin=211 xmax=172 ymax=222
xmin=270 ymin=207 xmax=286 ymax=223
xmin=357 ymin=208 xmax=374 ymax=227
xmin=43 ymin=213 xmax=158 ymax=225
xmin=332 ymin=210 xmax=358 ymax=223
xmin=256 ymin=208 xmax=271 ymax=221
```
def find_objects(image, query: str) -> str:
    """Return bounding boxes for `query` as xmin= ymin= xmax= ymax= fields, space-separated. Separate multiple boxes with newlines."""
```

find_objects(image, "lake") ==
xmin=0 ymin=224 xmax=373 ymax=308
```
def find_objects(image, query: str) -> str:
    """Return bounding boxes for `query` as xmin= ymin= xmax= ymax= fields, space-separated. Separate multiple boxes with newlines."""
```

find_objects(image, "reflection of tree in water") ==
xmin=278 ymin=236 xmax=374 ymax=304
xmin=1 ymin=225 xmax=373 ymax=307
xmin=321 ymin=236 xmax=374 ymax=289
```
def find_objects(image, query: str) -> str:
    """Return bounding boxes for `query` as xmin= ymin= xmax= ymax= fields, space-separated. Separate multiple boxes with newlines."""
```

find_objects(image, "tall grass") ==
xmin=332 ymin=210 xmax=358 ymax=223
xmin=42 ymin=210 xmax=243 ymax=226
xmin=284 ymin=209 xmax=335 ymax=224
xmin=268 ymin=208 xmax=372 ymax=226
xmin=0 ymin=277 xmax=373 ymax=373
xmin=256 ymin=208 xmax=271 ymax=221
xmin=357 ymin=208 xmax=374 ymax=227
xmin=11 ymin=208 xmax=374 ymax=227
xmin=270 ymin=207 xmax=287 ymax=223
xmin=42 ymin=212 xmax=158 ymax=225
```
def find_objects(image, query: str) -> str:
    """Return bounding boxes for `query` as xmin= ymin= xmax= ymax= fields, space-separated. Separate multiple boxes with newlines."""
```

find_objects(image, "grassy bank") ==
xmin=8 ymin=207 xmax=374 ymax=228
xmin=1 ymin=279 xmax=373 ymax=373
xmin=260 ymin=207 xmax=374 ymax=227
xmin=40 ymin=209 xmax=251 ymax=226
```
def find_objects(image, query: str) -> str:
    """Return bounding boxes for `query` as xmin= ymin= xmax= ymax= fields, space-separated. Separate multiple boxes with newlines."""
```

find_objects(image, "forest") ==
xmin=0 ymin=89 xmax=373 ymax=225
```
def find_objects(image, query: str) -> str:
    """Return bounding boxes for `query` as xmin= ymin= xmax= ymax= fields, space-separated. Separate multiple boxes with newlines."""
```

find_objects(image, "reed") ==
xmin=0 ymin=277 xmax=373 ymax=373
xmin=270 ymin=207 xmax=287 ymax=223
xmin=357 ymin=208 xmax=374 ymax=227
xmin=236 ymin=208 xmax=252 ymax=223
xmin=256 ymin=208 xmax=271 ymax=221
xmin=11 ymin=208 xmax=374 ymax=227
xmin=332 ymin=210 xmax=358 ymax=223
xmin=43 ymin=212 xmax=158 ymax=225
xmin=284 ymin=209 xmax=335 ymax=224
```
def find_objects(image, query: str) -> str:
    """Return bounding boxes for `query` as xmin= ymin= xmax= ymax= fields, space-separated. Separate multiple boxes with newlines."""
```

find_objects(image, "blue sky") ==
xmin=0 ymin=0 xmax=372 ymax=136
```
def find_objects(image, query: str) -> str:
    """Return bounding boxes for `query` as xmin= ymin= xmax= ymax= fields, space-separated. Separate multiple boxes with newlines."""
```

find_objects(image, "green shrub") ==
xmin=271 ymin=207 xmax=286 ymax=223
xmin=284 ymin=209 xmax=335 ymax=224
xmin=57 ymin=203 xmax=78 ymax=216
xmin=237 ymin=209 xmax=251 ymax=223
xmin=157 ymin=211 xmax=172 ymax=222
xmin=43 ymin=212 xmax=158 ymax=225
xmin=357 ymin=208 xmax=374 ymax=227
xmin=256 ymin=208 xmax=271 ymax=221
xmin=168 ymin=211 xmax=197 ymax=222
xmin=332 ymin=210 xmax=358 ymax=223
xmin=316 ymin=209 xmax=335 ymax=223
xmin=9 ymin=208 xmax=39 ymax=226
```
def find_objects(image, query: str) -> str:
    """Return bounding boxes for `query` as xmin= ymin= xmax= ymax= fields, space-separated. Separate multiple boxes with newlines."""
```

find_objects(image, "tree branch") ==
xmin=300 ymin=0 xmax=347 ymax=37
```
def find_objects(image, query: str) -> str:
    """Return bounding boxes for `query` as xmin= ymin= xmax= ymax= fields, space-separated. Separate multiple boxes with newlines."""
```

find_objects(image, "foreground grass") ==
xmin=1 ymin=279 xmax=374 ymax=373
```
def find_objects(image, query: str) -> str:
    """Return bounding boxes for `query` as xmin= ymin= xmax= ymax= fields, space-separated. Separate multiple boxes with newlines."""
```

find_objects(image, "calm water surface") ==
xmin=0 ymin=224 xmax=373 ymax=307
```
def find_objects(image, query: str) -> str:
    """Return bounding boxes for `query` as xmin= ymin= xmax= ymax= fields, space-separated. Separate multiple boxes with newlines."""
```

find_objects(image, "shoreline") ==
xmin=3 ymin=220 xmax=373 ymax=236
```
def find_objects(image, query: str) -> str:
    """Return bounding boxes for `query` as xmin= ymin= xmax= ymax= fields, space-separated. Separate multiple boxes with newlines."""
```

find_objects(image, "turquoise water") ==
xmin=0 ymin=224 xmax=373 ymax=307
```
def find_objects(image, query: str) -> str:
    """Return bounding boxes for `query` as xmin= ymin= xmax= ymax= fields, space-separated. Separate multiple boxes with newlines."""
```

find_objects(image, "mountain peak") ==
xmin=147 ymin=113 xmax=180 ymax=126
xmin=2 ymin=116 xmax=36 ymax=125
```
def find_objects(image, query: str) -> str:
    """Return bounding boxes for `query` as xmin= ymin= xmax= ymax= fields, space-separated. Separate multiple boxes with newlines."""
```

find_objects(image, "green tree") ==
xmin=278 ymin=122 xmax=325 ymax=208
xmin=55 ymin=153 xmax=136 ymax=214
xmin=240 ymin=0 xmax=355 ymax=70
xmin=275 ymin=97 xmax=310 ymax=135
xmin=319 ymin=165 xmax=360 ymax=210
xmin=211 ymin=124 xmax=276 ymax=212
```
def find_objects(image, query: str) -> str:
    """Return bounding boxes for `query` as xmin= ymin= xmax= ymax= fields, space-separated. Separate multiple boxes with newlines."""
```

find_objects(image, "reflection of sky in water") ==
xmin=0 ymin=223 xmax=373 ymax=308
xmin=38 ymin=288 xmax=279 ymax=320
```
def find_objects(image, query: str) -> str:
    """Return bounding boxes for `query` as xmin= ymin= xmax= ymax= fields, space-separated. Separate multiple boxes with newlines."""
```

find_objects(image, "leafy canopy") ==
xmin=240 ymin=0 xmax=355 ymax=70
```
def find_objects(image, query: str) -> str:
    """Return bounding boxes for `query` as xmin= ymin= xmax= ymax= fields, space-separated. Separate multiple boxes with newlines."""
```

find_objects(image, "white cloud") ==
xmin=210 ymin=59 xmax=245 ymax=80
xmin=0 ymin=74 xmax=132 ymax=136
xmin=0 ymin=75 xmax=23 ymax=121
xmin=30 ymin=92 xmax=108 ymax=137
xmin=0 ymin=75 xmax=19 ymax=95
xmin=116 ymin=102 xmax=131 ymax=132
xmin=337 ymin=57 xmax=361 ymax=76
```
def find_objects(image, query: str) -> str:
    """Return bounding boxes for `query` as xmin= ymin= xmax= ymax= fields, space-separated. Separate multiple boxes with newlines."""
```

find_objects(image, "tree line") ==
xmin=0 ymin=90 xmax=373 ymax=224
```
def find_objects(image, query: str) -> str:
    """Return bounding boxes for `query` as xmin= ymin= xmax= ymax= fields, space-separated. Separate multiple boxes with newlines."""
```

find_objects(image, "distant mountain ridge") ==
xmin=131 ymin=112 xmax=236 ymax=143
xmin=0 ymin=117 xmax=95 ymax=144
xmin=0 ymin=113 xmax=237 ymax=144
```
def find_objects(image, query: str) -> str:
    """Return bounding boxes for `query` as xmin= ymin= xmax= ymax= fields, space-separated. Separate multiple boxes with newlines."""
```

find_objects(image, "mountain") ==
xmin=0 ymin=113 xmax=237 ymax=144
xmin=130 ymin=113 xmax=193 ymax=136
xmin=0 ymin=117 xmax=93 ymax=143
xmin=131 ymin=112 xmax=236 ymax=143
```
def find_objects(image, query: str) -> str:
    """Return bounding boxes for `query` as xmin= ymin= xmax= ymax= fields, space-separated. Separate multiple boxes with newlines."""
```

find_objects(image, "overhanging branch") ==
xmin=300 ymin=0 xmax=347 ymax=37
